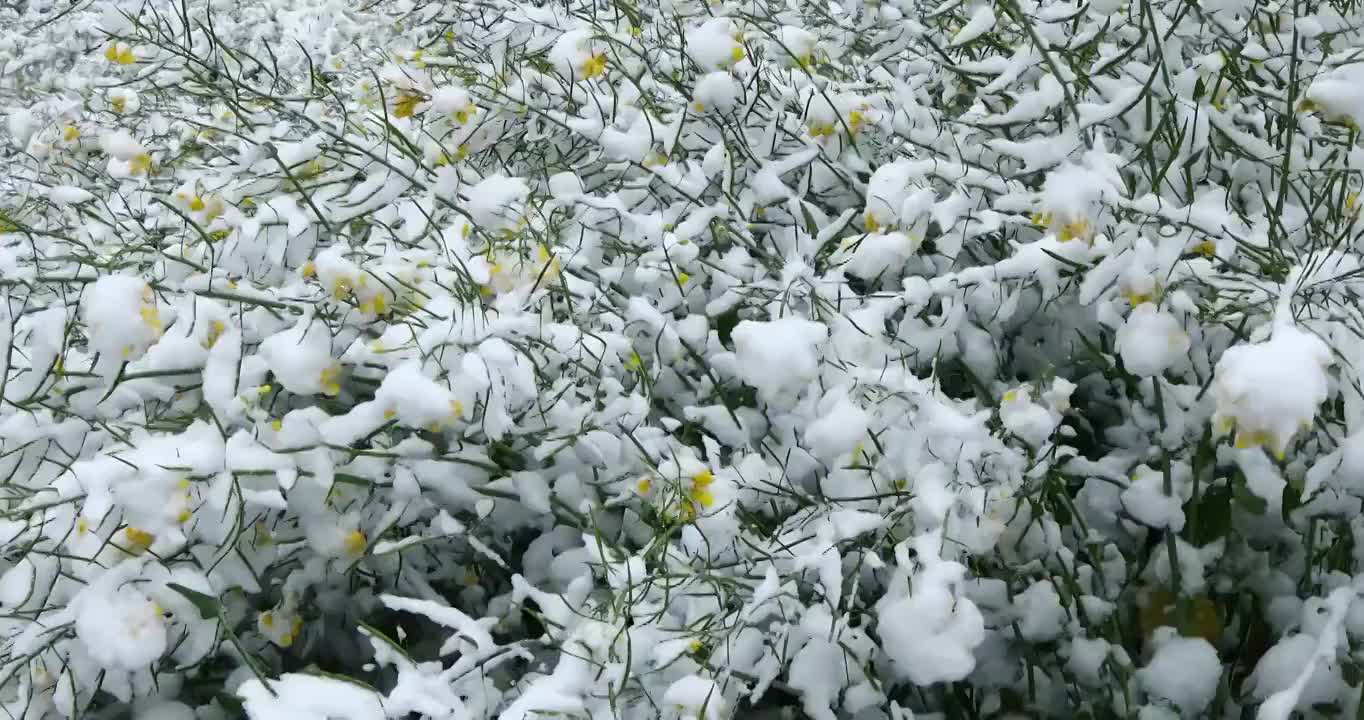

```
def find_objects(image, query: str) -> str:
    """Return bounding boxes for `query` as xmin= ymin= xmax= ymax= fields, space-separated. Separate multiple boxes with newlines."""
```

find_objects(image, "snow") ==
xmin=731 ymin=317 xmax=828 ymax=404
xmin=3 ymin=0 xmax=1364 ymax=718
xmin=239 ymin=674 xmax=385 ymax=720
xmin=999 ymin=384 xmax=1063 ymax=448
xmin=71 ymin=562 xmax=168 ymax=670
xmin=1068 ymin=636 xmax=1112 ymax=686
xmin=1121 ymin=464 xmax=1185 ymax=531
xmin=48 ymin=185 xmax=95 ymax=205
xmin=662 ymin=675 xmax=726 ymax=720
xmin=803 ymin=393 xmax=870 ymax=462
xmin=950 ymin=6 xmax=997 ymax=46
xmin=686 ymin=18 xmax=745 ymax=72
xmin=1117 ymin=303 xmax=1189 ymax=377
xmin=1015 ymin=579 xmax=1066 ymax=642
xmin=877 ymin=536 xmax=987 ymax=685
xmin=82 ymin=274 xmax=162 ymax=364
xmin=257 ymin=314 xmax=340 ymax=397
xmin=692 ymin=71 xmax=740 ymax=114
xmin=1254 ymin=588 xmax=1355 ymax=720
xmin=774 ymin=26 xmax=817 ymax=66
xmin=1305 ymin=61 xmax=1364 ymax=126
xmin=1249 ymin=634 xmax=1343 ymax=711
xmin=1138 ymin=629 xmax=1221 ymax=715
xmin=1213 ymin=322 xmax=1331 ymax=456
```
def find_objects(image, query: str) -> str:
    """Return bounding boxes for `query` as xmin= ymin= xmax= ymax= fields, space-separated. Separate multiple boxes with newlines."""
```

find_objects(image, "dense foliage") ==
xmin=4 ymin=0 xmax=1364 ymax=718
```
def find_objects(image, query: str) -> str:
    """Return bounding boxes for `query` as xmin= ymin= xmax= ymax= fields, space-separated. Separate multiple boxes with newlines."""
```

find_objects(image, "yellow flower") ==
xmin=393 ymin=93 xmax=422 ymax=118
xmin=1192 ymin=240 xmax=1216 ymax=258
xmin=730 ymin=46 xmax=745 ymax=63
xmin=110 ymin=95 xmax=127 ymax=113
xmin=676 ymin=271 xmax=689 ymax=286
xmin=636 ymin=477 xmax=652 ymax=494
xmin=332 ymin=278 xmax=353 ymax=299
xmin=343 ymin=529 xmax=367 ymax=557
xmin=298 ymin=159 xmax=324 ymax=179
xmin=104 ymin=43 xmax=135 ymax=65
xmin=625 ymin=352 xmax=643 ymax=371
xmin=138 ymin=289 xmax=162 ymax=335
xmin=1235 ymin=429 xmax=1286 ymax=460
xmin=122 ymin=527 xmax=154 ymax=554
xmin=1123 ymin=290 xmax=1155 ymax=306
xmin=1057 ymin=219 xmax=1092 ymax=243
xmin=204 ymin=320 xmax=226 ymax=348
xmin=689 ymin=469 xmax=715 ymax=510
xmin=62 ymin=126 xmax=80 ymax=142
xmin=319 ymin=364 xmax=342 ymax=396
xmin=581 ymin=53 xmax=607 ymax=79
xmin=847 ymin=110 xmax=864 ymax=134
xmin=863 ymin=214 xmax=881 ymax=233
xmin=128 ymin=153 xmax=152 ymax=176
xmin=1347 ymin=192 xmax=1359 ymax=214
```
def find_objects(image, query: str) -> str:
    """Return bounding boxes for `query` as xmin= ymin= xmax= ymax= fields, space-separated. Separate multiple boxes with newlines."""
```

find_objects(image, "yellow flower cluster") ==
xmin=1031 ymin=211 xmax=1093 ymax=243
xmin=581 ymin=53 xmax=607 ymax=78
xmin=103 ymin=42 xmax=135 ymax=65
xmin=636 ymin=469 xmax=717 ymax=522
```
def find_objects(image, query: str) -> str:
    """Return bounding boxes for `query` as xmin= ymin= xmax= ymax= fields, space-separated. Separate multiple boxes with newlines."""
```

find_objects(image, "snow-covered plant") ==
xmin=5 ymin=0 xmax=1364 ymax=718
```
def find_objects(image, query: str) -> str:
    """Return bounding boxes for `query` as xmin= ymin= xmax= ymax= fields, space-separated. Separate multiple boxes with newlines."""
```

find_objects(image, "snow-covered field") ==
xmin=3 ymin=0 xmax=1364 ymax=717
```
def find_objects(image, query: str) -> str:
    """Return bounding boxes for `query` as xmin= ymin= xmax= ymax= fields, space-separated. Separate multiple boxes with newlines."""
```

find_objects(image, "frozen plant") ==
xmin=3 ymin=0 xmax=1364 ymax=718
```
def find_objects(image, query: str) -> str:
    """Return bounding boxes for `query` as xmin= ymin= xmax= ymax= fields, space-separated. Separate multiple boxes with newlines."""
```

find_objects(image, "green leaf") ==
xmin=1343 ymin=660 xmax=1363 ymax=688
xmin=167 ymin=583 xmax=222 ymax=620
xmin=1281 ymin=480 xmax=1304 ymax=524
xmin=1233 ymin=473 xmax=1267 ymax=516
xmin=715 ymin=307 xmax=740 ymax=347
xmin=216 ymin=692 xmax=245 ymax=715
xmin=488 ymin=441 xmax=526 ymax=472
xmin=1188 ymin=484 xmax=1233 ymax=545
